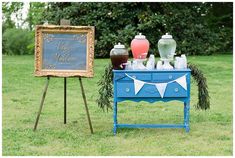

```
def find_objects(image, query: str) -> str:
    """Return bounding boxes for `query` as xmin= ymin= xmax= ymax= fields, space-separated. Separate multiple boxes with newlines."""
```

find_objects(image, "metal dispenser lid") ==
xmin=114 ymin=42 xmax=125 ymax=48
xmin=134 ymin=33 xmax=146 ymax=39
xmin=161 ymin=33 xmax=173 ymax=39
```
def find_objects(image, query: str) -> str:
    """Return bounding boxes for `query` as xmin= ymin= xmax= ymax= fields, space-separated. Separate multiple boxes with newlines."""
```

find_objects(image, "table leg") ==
xmin=184 ymin=102 xmax=186 ymax=125
xmin=113 ymin=101 xmax=117 ymax=135
xmin=184 ymin=101 xmax=190 ymax=132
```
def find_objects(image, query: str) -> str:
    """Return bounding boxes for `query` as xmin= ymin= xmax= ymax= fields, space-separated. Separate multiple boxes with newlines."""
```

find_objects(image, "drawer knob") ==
xmin=174 ymin=88 xmax=179 ymax=92
xmin=169 ymin=75 xmax=173 ymax=79
xmin=126 ymin=88 xmax=130 ymax=92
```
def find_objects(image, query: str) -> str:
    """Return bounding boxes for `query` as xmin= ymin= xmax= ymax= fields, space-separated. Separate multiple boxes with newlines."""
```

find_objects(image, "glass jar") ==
xmin=158 ymin=33 xmax=176 ymax=60
xmin=110 ymin=43 xmax=128 ymax=70
xmin=131 ymin=33 xmax=149 ymax=59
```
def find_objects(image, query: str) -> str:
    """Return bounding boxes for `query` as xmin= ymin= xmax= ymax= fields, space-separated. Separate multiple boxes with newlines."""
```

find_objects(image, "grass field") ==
xmin=2 ymin=54 xmax=233 ymax=156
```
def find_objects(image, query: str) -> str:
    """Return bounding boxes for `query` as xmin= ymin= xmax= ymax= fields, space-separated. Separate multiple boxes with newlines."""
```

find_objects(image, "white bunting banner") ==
xmin=125 ymin=73 xmax=187 ymax=98
xmin=155 ymin=83 xmax=168 ymax=98
xmin=175 ymin=75 xmax=187 ymax=90
xmin=134 ymin=79 xmax=145 ymax=95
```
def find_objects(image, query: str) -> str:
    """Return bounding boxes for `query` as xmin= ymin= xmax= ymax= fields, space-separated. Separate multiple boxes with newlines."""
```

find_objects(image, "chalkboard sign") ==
xmin=34 ymin=25 xmax=94 ymax=77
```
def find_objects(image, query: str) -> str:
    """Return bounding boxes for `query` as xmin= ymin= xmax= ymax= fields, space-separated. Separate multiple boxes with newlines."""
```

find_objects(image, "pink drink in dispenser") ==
xmin=131 ymin=33 xmax=149 ymax=59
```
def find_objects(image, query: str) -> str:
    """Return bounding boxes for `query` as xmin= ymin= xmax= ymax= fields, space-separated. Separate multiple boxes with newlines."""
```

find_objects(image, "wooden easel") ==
xmin=33 ymin=20 xmax=93 ymax=134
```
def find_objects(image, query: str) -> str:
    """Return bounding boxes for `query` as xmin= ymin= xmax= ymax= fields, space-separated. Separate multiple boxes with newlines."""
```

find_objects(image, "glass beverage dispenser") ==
xmin=158 ymin=33 xmax=176 ymax=69
xmin=110 ymin=43 xmax=128 ymax=70
xmin=131 ymin=33 xmax=150 ymax=69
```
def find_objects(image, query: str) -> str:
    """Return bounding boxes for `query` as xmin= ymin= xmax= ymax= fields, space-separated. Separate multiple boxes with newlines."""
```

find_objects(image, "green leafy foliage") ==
xmin=162 ymin=3 xmax=232 ymax=56
xmin=2 ymin=2 xmax=24 ymax=30
xmin=2 ymin=2 xmax=232 ymax=56
xmin=205 ymin=3 xmax=233 ymax=53
xmin=96 ymin=64 xmax=113 ymax=111
xmin=44 ymin=2 xmax=232 ymax=57
xmin=26 ymin=2 xmax=47 ymax=30
xmin=162 ymin=3 xmax=214 ymax=55
xmin=188 ymin=63 xmax=210 ymax=110
xmin=3 ymin=28 xmax=34 ymax=55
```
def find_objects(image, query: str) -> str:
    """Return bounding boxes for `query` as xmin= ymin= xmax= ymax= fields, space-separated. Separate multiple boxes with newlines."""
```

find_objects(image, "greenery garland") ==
xmin=97 ymin=62 xmax=210 ymax=111
xmin=96 ymin=63 xmax=113 ymax=111
xmin=188 ymin=63 xmax=210 ymax=110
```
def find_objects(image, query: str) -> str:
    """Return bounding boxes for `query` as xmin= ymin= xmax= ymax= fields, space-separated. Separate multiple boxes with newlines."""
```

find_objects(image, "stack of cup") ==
xmin=146 ymin=54 xmax=156 ymax=70
xmin=156 ymin=61 xmax=163 ymax=70
xmin=174 ymin=54 xmax=187 ymax=69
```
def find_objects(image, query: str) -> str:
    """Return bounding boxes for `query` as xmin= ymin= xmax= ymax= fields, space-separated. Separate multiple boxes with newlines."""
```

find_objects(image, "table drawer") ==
xmin=164 ymin=82 xmax=188 ymax=97
xmin=152 ymin=73 xmax=187 ymax=81
xmin=116 ymin=82 xmax=187 ymax=98
xmin=117 ymin=73 xmax=152 ymax=81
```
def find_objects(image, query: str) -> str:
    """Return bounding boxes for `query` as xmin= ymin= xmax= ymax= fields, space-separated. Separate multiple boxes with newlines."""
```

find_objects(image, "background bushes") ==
xmin=2 ymin=2 xmax=232 ymax=56
xmin=43 ymin=2 xmax=232 ymax=57
xmin=3 ymin=28 xmax=34 ymax=55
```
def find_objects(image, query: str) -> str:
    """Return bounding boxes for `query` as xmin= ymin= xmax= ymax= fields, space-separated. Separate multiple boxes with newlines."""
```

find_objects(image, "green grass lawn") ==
xmin=2 ymin=54 xmax=233 ymax=156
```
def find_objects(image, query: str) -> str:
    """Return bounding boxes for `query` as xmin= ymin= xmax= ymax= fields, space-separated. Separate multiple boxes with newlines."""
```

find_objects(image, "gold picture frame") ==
xmin=34 ymin=25 xmax=95 ymax=77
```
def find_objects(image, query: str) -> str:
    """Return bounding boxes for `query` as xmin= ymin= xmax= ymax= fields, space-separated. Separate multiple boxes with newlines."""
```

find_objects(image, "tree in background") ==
xmin=205 ymin=3 xmax=233 ymax=53
xmin=2 ymin=2 xmax=34 ymax=55
xmin=2 ymin=2 xmax=46 ymax=31
xmin=44 ymin=2 xmax=232 ymax=57
xmin=2 ymin=2 xmax=232 ymax=56
xmin=26 ymin=2 xmax=47 ymax=31
xmin=2 ymin=2 xmax=24 ymax=31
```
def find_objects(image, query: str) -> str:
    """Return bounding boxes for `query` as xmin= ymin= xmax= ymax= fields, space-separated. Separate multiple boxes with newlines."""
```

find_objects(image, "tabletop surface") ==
xmin=113 ymin=69 xmax=191 ymax=73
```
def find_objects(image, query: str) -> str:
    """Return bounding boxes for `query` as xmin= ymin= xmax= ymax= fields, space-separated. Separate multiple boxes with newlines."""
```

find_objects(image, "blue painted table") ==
xmin=113 ymin=69 xmax=191 ymax=135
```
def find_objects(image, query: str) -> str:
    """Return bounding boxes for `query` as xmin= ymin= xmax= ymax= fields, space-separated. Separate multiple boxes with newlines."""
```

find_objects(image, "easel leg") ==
xmin=34 ymin=77 xmax=50 ymax=131
xmin=64 ymin=77 xmax=67 ymax=124
xmin=78 ymin=77 xmax=94 ymax=134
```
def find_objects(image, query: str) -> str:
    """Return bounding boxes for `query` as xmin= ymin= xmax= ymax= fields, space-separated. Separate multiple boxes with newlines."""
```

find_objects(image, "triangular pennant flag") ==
xmin=155 ymin=83 xmax=168 ymax=98
xmin=134 ymin=79 xmax=145 ymax=95
xmin=175 ymin=75 xmax=187 ymax=90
